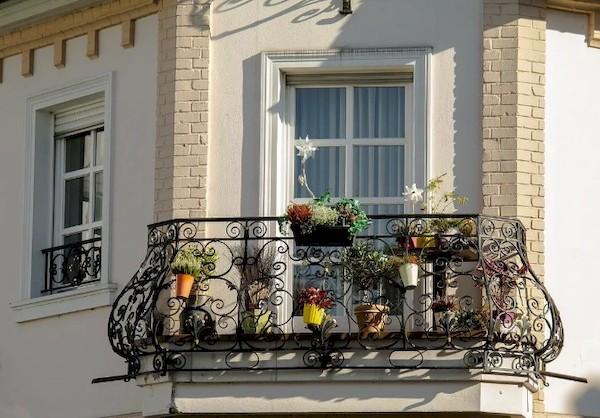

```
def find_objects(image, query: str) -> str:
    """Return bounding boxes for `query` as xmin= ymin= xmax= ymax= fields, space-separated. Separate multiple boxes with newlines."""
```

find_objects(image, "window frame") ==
xmin=12 ymin=73 xmax=115 ymax=322
xmin=260 ymin=48 xmax=432 ymax=332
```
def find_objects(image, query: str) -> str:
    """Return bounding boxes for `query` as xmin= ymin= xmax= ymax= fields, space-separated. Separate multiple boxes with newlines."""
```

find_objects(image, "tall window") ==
xmin=54 ymin=127 xmax=104 ymax=247
xmin=291 ymin=82 xmax=413 ymax=219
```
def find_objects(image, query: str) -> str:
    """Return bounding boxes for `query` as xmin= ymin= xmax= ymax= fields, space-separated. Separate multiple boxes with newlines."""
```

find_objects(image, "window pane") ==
xmin=354 ymin=87 xmax=405 ymax=138
xmin=352 ymin=145 xmax=405 ymax=197
xmin=65 ymin=133 xmax=92 ymax=172
xmin=64 ymin=176 xmax=90 ymax=228
xmin=295 ymin=88 xmax=346 ymax=139
xmin=94 ymin=172 xmax=103 ymax=222
xmin=294 ymin=146 xmax=344 ymax=198
xmin=95 ymin=129 xmax=104 ymax=166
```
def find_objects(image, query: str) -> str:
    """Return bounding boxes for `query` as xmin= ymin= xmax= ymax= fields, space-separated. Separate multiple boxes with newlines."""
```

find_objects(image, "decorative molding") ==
xmin=0 ymin=0 xmax=161 ymax=81
xmin=548 ymin=0 xmax=600 ymax=47
xmin=21 ymin=48 xmax=33 ymax=77
xmin=10 ymin=283 xmax=117 ymax=323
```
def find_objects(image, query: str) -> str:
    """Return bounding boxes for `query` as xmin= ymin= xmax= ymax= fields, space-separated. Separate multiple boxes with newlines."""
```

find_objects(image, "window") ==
xmin=13 ymin=73 xmax=114 ymax=322
xmin=260 ymin=49 xmax=430 ymax=329
xmin=291 ymin=83 xmax=411 ymax=219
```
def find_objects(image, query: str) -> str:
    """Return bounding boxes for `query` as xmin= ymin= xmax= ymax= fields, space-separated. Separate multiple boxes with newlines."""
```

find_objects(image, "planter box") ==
xmin=291 ymin=224 xmax=353 ymax=247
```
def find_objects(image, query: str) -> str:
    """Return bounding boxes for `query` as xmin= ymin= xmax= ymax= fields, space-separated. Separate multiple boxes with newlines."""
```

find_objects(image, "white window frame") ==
xmin=260 ymin=48 xmax=432 ymax=332
xmin=11 ymin=73 xmax=116 ymax=323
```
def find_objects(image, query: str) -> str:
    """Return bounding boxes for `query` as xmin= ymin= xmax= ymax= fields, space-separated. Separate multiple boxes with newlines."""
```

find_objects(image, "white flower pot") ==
xmin=399 ymin=263 xmax=419 ymax=289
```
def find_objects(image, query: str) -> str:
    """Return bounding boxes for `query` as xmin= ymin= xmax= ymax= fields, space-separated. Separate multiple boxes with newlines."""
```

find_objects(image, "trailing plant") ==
xmin=279 ymin=192 xmax=370 ymax=236
xmin=232 ymin=245 xmax=278 ymax=310
xmin=298 ymin=287 xmax=335 ymax=310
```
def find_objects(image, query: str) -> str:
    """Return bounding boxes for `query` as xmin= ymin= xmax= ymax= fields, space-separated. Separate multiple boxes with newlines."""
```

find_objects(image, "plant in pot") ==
xmin=430 ymin=295 xmax=456 ymax=331
xmin=343 ymin=243 xmax=397 ymax=338
xmin=391 ymin=252 xmax=422 ymax=290
xmin=298 ymin=287 xmax=336 ymax=328
xmin=232 ymin=244 xmax=278 ymax=335
xmin=449 ymin=307 xmax=488 ymax=338
xmin=279 ymin=138 xmax=370 ymax=246
xmin=171 ymin=247 xmax=204 ymax=299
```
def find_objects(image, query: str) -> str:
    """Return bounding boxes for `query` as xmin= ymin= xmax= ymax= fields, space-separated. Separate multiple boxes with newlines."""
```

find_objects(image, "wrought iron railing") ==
xmin=105 ymin=215 xmax=563 ymax=383
xmin=42 ymin=237 xmax=102 ymax=294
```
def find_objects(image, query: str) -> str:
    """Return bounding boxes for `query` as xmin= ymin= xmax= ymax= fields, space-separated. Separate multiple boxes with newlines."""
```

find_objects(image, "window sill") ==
xmin=10 ymin=282 xmax=118 ymax=323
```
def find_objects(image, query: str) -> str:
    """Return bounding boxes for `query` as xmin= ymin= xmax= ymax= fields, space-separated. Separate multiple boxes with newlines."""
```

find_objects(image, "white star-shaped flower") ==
xmin=295 ymin=136 xmax=317 ymax=163
xmin=403 ymin=184 xmax=424 ymax=203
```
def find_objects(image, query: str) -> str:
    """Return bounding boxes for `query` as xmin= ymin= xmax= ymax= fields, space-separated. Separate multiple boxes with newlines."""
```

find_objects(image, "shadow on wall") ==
xmin=574 ymin=374 xmax=600 ymax=417
xmin=218 ymin=0 xmax=483 ymax=216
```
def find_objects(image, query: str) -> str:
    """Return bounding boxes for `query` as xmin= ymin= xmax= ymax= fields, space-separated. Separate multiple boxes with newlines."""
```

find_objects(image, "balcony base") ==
xmin=137 ymin=369 xmax=537 ymax=418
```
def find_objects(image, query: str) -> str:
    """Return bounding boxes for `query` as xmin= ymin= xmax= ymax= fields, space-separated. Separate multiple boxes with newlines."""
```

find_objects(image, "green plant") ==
xmin=171 ymin=246 xmax=218 ymax=278
xmin=343 ymin=242 xmax=398 ymax=291
xmin=279 ymin=193 xmax=371 ymax=236
xmin=171 ymin=247 xmax=202 ymax=277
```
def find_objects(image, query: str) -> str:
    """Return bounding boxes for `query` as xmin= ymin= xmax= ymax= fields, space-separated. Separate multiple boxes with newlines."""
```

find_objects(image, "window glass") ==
xmin=94 ymin=172 xmax=103 ymax=222
xmin=295 ymin=88 xmax=346 ymax=139
xmin=64 ymin=176 xmax=90 ymax=228
xmin=352 ymin=145 xmax=405 ymax=197
xmin=65 ymin=133 xmax=92 ymax=172
xmin=95 ymin=129 xmax=104 ymax=166
xmin=354 ymin=86 xmax=405 ymax=138
xmin=294 ymin=146 xmax=345 ymax=198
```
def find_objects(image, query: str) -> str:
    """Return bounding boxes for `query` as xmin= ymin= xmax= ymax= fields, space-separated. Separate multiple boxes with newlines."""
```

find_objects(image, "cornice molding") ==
xmin=548 ymin=0 xmax=600 ymax=47
xmin=0 ymin=0 xmax=159 ymax=57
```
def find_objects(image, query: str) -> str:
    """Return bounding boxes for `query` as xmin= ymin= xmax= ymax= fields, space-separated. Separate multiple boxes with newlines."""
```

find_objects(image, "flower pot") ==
xmin=241 ymin=309 xmax=273 ymax=334
xmin=399 ymin=263 xmax=419 ymax=289
xmin=354 ymin=303 xmax=389 ymax=337
xmin=175 ymin=273 xmax=195 ymax=298
xmin=303 ymin=303 xmax=326 ymax=327
xmin=291 ymin=224 xmax=353 ymax=247
xmin=396 ymin=236 xmax=437 ymax=250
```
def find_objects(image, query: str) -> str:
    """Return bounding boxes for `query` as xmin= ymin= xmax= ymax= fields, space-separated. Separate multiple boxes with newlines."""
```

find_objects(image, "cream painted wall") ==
xmin=545 ymin=9 xmax=600 ymax=417
xmin=0 ymin=15 xmax=158 ymax=418
xmin=208 ymin=0 xmax=483 ymax=217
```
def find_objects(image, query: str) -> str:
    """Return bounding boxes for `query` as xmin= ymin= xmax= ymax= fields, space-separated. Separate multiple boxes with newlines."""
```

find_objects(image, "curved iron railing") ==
xmin=106 ymin=214 xmax=563 ymax=382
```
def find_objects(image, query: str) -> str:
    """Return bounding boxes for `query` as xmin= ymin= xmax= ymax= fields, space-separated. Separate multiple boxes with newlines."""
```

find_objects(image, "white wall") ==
xmin=0 ymin=14 xmax=158 ymax=418
xmin=545 ymin=9 xmax=600 ymax=417
xmin=208 ymin=0 xmax=483 ymax=216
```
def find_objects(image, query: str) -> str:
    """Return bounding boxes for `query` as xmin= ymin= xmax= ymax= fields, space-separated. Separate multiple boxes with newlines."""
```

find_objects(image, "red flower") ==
xmin=298 ymin=287 xmax=336 ymax=309
xmin=286 ymin=203 xmax=312 ymax=225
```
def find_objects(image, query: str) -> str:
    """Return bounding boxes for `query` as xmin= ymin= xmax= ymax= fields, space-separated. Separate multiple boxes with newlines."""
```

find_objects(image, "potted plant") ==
xmin=171 ymin=247 xmax=204 ymax=298
xmin=280 ymin=138 xmax=370 ymax=246
xmin=431 ymin=295 xmax=456 ymax=330
xmin=232 ymin=244 xmax=278 ymax=334
xmin=393 ymin=252 xmax=422 ymax=289
xmin=298 ymin=287 xmax=335 ymax=328
xmin=399 ymin=174 xmax=471 ymax=251
xmin=449 ymin=307 xmax=488 ymax=338
xmin=343 ymin=243 xmax=396 ymax=337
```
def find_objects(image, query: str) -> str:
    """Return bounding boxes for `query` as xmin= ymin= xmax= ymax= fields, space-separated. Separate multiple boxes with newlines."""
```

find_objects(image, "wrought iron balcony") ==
xmin=105 ymin=214 xmax=563 ymax=384
xmin=42 ymin=237 xmax=101 ymax=294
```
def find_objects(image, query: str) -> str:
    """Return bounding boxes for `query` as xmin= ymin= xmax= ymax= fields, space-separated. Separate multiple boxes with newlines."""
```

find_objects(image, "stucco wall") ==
xmin=545 ymin=9 xmax=600 ymax=417
xmin=208 ymin=0 xmax=483 ymax=216
xmin=0 ymin=14 xmax=158 ymax=418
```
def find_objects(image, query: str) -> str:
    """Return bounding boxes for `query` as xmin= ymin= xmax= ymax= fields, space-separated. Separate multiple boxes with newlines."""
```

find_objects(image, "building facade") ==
xmin=0 ymin=0 xmax=598 ymax=417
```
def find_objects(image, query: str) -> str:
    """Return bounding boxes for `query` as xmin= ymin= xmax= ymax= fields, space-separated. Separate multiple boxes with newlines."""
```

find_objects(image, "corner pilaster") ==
xmin=155 ymin=0 xmax=211 ymax=222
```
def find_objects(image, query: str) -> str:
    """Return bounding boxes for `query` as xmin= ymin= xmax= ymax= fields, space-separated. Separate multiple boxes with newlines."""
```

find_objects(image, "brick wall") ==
xmin=154 ymin=0 xmax=211 ymax=221
xmin=482 ymin=1 xmax=547 ymax=416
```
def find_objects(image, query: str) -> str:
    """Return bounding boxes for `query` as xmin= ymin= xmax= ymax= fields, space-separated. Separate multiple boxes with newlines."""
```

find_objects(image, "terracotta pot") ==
xmin=175 ymin=273 xmax=195 ymax=298
xmin=241 ymin=309 xmax=273 ymax=334
xmin=303 ymin=303 xmax=326 ymax=326
xmin=399 ymin=263 xmax=420 ymax=289
xmin=354 ymin=303 xmax=389 ymax=337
